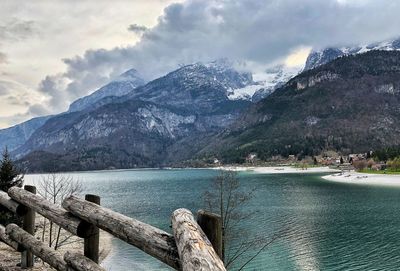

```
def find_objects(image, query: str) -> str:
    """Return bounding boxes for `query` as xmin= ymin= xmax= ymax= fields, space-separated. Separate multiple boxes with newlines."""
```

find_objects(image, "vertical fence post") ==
xmin=22 ymin=185 xmax=36 ymax=268
xmin=197 ymin=209 xmax=223 ymax=260
xmin=84 ymin=194 xmax=100 ymax=263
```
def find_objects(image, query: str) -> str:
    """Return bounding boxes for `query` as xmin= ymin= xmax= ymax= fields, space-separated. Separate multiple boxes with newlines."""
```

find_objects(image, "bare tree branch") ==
xmin=37 ymin=174 xmax=83 ymax=250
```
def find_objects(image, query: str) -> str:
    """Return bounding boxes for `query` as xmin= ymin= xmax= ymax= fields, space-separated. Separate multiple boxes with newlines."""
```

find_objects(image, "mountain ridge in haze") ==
xmin=16 ymin=60 xmax=260 ymax=171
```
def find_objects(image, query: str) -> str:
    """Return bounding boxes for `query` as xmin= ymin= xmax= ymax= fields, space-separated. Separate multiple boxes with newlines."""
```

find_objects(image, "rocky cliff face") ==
xmin=0 ymin=70 xmax=146 ymax=154
xmin=295 ymin=71 xmax=340 ymax=90
xmin=16 ymin=60 xmax=254 ymax=171
xmin=199 ymin=50 xmax=400 ymax=163
xmin=0 ymin=116 xmax=51 ymax=152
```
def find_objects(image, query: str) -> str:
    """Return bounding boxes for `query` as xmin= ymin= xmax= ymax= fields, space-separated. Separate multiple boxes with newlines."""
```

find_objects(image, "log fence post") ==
xmin=84 ymin=194 xmax=100 ymax=263
xmin=197 ymin=209 xmax=223 ymax=260
xmin=172 ymin=208 xmax=226 ymax=271
xmin=22 ymin=185 xmax=36 ymax=268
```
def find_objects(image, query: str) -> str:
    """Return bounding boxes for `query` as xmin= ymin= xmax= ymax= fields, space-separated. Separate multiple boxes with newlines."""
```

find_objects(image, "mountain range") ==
xmin=2 ymin=37 xmax=400 ymax=171
xmin=15 ymin=60 xmax=258 ymax=171
xmin=199 ymin=50 xmax=400 ymax=163
xmin=1 ymin=59 xmax=284 ymax=154
xmin=0 ymin=116 xmax=51 ymax=152
xmin=305 ymin=37 xmax=400 ymax=70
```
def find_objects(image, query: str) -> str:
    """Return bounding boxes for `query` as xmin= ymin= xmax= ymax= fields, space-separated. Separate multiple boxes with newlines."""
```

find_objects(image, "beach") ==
xmin=219 ymin=165 xmax=400 ymax=186
xmin=219 ymin=166 xmax=340 ymax=174
xmin=322 ymin=171 xmax=400 ymax=187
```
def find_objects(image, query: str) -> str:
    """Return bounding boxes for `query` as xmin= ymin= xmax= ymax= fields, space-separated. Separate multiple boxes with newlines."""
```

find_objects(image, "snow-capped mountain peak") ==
xmin=115 ymin=68 xmax=143 ymax=81
xmin=227 ymin=65 xmax=301 ymax=102
xmin=68 ymin=69 xmax=147 ymax=112
xmin=305 ymin=37 xmax=400 ymax=70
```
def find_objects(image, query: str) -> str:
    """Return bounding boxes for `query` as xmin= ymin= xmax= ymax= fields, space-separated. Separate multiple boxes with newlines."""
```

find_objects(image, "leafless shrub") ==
xmin=203 ymin=170 xmax=289 ymax=270
xmin=353 ymin=160 xmax=367 ymax=171
xmin=37 ymin=174 xmax=82 ymax=250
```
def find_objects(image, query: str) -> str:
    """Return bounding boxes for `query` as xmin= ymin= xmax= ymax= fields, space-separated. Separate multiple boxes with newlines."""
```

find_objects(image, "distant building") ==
xmin=246 ymin=153 xmax=258 ymax=164
xmin=288 ymin=155 xmax=296 ymax=161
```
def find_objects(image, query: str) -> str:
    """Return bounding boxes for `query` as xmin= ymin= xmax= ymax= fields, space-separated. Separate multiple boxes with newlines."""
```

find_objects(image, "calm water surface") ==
xmin=25 ymin=169 xmax=400 ymax=270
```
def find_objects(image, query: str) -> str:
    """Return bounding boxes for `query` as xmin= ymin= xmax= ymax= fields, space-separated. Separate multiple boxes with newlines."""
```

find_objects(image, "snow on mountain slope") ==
xmin=69 ymin=58 xmax=300 ymax=114
xmin=228 ymin=84 xmax=263 ymax=100
xmin=68 ymin=68 xmax=146 ymax=112
xmin=305 ymin=37 xmax=400 ymax=70
xmin=227 ymin=65 xmax=301 ymax=101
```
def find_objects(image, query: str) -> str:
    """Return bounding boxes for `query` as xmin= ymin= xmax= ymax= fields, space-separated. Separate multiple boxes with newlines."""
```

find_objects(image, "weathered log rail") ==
xmin=0 ymin=185 xmax=225 ymax=271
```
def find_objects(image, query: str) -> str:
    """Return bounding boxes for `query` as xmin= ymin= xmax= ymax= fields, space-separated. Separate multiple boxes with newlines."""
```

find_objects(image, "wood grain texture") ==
xmin=6 ymin=224 xmax=69 ymax=271
xmin=84 ymin=195 xmax=100 ymax=264
xmin=8 ymin=187 xmax=93 ymax=238
xmin=0 ymin=225 xmax=21 ymax=251
xmin=172 ymin=208 xmax=226 ymax=271
xmin=0 ymin=190 xmax=28 ymax=216
xmin=63 ymin=195 xmax=181 ymax=270
xmin=64 ymin=251 xmax=106 ymax=271
xmin=21 ymin=185 xmax=36 ymax=268
xmin=197 ymin=209 xmax=223 ymax=259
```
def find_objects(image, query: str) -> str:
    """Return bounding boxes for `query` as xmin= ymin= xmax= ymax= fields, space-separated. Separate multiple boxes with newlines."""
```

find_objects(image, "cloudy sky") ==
xmin=0 ymin=0 xmax=400 ymax=128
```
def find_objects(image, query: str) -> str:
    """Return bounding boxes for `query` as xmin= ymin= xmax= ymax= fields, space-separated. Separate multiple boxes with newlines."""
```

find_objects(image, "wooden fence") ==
xmin=0 ymin=185 xmax=226 ymax=271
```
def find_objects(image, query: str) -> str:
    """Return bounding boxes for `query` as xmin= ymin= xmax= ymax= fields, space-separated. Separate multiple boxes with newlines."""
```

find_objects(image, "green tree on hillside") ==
xmin=0 ymin=148 xmax=24 ymax=225
xmin=0 ymin=148 xmax=23 ymax=192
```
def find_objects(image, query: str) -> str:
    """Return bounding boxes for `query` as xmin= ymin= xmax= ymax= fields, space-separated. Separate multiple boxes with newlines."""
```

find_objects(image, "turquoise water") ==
xmin=25 ymin=169 xmax=400 ymax=270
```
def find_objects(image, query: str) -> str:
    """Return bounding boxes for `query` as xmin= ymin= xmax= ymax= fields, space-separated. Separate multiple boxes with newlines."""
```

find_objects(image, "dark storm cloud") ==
xmin=38 ymin=0 xmax=400 ymax=110
xmin=128 ymin=24 xmax=148 ymax=34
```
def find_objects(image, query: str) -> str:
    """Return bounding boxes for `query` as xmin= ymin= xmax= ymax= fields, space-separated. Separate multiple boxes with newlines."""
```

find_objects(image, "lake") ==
xmin=25 ymin=169 xmax=400 ymax=270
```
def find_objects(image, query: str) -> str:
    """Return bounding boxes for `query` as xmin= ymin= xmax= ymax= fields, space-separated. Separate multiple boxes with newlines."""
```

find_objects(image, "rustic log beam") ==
xmin=197 ymin=210 xmax=223 ymax=260
xmin=64 ymin=251 xmax=106 ymax=271
xmin=6 ymin=224 xmax=69 ymax=271
xmin=0 ymin=190 xmax=28 ymax=216
xmin=172 ymin=209 xmax=226 ymax=271
xmin=0 ymin=225 xmax=22 ymax=252
xmin=8 ymin=187 xmax=93 ymax=238
xmin=62 ymin=195 xmax=181 ymax=270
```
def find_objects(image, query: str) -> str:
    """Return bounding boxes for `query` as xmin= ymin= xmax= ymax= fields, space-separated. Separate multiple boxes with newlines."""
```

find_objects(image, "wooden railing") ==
xmin=0 ymin=185 xmax=226 ymax=271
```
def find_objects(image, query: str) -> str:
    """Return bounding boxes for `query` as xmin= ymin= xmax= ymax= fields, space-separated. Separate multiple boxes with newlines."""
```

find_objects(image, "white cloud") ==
xmin=0 ymin=0 xmax=180 ymax=127
xmin=1 ymin=0 xmax=400 ymax=128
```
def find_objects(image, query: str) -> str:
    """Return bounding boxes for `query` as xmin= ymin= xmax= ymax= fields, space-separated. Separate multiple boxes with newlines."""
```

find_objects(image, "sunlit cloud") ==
xmin=285 ymin=47 xmax=312 ymax=68
xmin=0 ymin=0 xmax=400 ymax=128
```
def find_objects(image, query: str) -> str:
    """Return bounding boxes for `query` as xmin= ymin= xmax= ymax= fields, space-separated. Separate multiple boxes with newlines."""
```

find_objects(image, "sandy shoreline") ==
xmin=218 ymin=165 xmax=400 ymax=186
xmin=218 ymin=166 xmax=340 ymax=174
xmin=322 ymin=171 xmax=400 ymax=186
